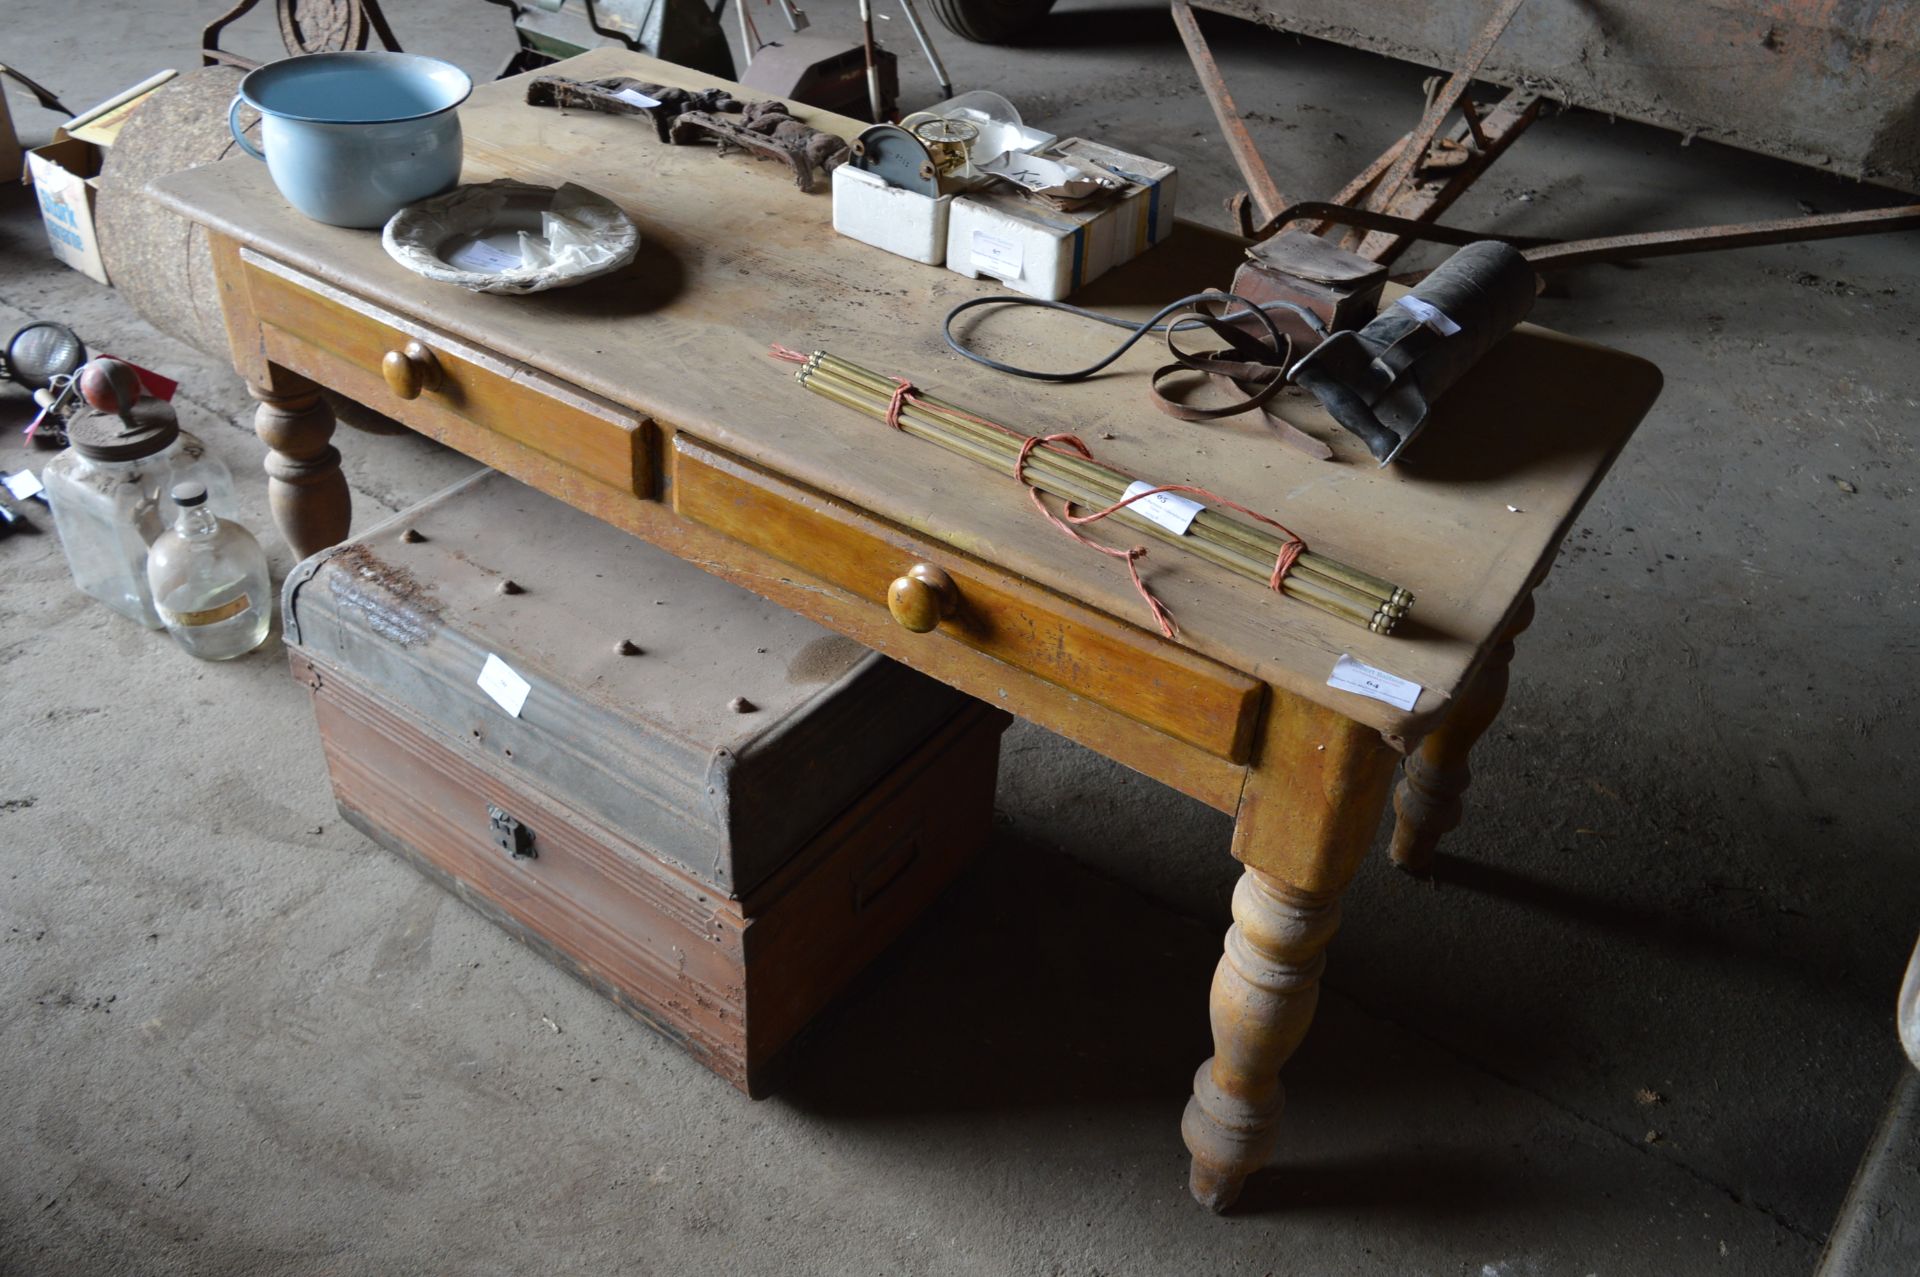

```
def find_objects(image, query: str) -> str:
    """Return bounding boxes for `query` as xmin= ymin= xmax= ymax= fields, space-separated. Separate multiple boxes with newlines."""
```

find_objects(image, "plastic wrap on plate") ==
xmin=382 ymin=179 xmax=639 ymax=295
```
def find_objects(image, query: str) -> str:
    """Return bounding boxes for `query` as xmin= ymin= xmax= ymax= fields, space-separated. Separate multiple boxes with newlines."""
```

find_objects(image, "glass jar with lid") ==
xmin=41 ymin=359 xmax=237 ymax=628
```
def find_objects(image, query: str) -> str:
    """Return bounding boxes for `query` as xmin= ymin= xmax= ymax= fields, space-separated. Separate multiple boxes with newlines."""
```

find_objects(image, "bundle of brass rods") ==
xmin=793 ymin=351 xmax=1413 ymax=634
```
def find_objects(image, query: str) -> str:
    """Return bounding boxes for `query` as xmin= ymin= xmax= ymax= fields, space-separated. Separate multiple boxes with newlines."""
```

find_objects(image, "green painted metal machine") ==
xmin=487 ymin=0 xmax=736 ymax=79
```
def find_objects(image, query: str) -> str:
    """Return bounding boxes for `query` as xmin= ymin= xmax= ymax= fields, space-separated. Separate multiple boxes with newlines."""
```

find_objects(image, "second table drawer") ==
xmin=671 ymin=437 xmax=1263 ymax=764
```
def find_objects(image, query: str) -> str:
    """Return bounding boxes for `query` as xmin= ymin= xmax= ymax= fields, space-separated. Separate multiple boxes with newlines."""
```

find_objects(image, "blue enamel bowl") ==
xmin=230 ymin=52 xmax=473 ymax=228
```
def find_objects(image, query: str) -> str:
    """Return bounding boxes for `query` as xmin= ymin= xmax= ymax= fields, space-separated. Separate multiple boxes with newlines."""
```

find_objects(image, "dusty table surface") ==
xmin=151 ymin=47 xmax=1662 ymax=738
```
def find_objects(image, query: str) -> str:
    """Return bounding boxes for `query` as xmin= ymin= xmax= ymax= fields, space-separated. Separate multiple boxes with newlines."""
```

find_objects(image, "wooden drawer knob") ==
xmin=381 ymin=341 xmax=442 ymax=400
xmin=887 ymin=564 xmax=957 ymax=633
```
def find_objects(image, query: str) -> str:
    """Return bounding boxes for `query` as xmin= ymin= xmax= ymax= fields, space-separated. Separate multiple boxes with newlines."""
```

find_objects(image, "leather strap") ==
xmin=1147 ymin=299 xmax=1332 ymax=460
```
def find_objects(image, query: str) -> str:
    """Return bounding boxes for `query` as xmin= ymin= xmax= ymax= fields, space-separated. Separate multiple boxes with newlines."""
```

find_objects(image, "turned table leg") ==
xmin=1389 ymin=594 xmax=1536 ymax=873
xmin=1184 ymin=701 xmax=1400 ymax=1212
xmin=251 ymin=374 xmax=349 ymax=559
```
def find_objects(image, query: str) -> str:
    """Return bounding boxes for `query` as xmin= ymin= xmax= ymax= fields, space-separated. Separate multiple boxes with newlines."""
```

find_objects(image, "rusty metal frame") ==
xmin=1241 ymin=200 xmax=1920 ymax=276
xmin=1175 ymin=0 xmax=1920 ymax=273
xmin=201 ymin=0 xmax=402 ymax=72
xmin=1183 ymin=0 xmax=1545 ymax=265
xmin=1519 ymin=204 xmax=1920 ymax=272
xmin=1362 ymin=0 xmax=1528 ymax=218
xmin=201 ymin=0 xmax=266 ymax=68
xmin=1171 ymin=0 xmax=1289 ymax=228
xmin=1351 ymin=91 xmax=1539 ymax=262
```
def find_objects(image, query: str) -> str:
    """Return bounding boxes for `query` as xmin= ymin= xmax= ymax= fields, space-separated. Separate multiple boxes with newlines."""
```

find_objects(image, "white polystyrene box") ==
xmin=944 ymin=195 xmax=1087 ymax=301
xmin=944 ymin=139 xmax=1177 ymax=300
xmin=832 ymin=164 xmax=951 ymax=266
xmin=1051 ymin=137 xmax=1179 ymax=261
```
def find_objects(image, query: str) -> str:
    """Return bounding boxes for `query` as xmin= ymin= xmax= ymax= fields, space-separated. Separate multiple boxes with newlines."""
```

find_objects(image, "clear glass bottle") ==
xmin=41 ymin=360 xmax=236 ymax=627
xmin=145 ymin=482 xmax=272 ymax=661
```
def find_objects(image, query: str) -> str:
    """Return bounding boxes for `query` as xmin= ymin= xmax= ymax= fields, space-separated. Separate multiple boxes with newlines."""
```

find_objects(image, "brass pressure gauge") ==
xmin=910 ymin=116 xmax=980 ymax=178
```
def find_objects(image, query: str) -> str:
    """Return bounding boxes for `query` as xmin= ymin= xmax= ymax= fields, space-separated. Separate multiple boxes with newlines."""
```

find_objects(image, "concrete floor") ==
xmin=3 ymin=2 xmax=1917 ymax=1272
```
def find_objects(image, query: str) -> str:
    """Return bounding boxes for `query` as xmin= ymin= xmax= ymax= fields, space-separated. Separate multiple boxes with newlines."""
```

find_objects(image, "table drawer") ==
xmin=241 ymin=250 xmax=650 ymax=495
xmin=671 ymin=437 xmax=1263 ymax=763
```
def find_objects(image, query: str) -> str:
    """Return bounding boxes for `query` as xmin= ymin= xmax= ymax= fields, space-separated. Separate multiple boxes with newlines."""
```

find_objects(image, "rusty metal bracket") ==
xmin=667 ymin=101 xmax=851 ymax=192
xmin=526 ymin=75 xmax=741 ymax=144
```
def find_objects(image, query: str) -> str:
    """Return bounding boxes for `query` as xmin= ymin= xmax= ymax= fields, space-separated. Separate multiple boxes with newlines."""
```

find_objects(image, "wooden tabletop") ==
xmin=151 ymin=48 xmax=1661 ymax=738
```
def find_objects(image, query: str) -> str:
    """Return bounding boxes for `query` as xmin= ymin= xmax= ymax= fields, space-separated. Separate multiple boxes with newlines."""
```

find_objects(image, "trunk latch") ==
xmin=487 ymin=804 xmax=536 ymax=859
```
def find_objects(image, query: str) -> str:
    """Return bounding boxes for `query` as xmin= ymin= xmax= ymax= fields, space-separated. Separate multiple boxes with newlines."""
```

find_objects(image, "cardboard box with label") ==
xmin=21 ymin=71 xmax=175 ymax=286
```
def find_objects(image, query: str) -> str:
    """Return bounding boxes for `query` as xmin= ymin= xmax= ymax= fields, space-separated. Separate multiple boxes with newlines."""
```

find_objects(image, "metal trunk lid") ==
xmin=283 ymin=468 xmax=968 ymax=897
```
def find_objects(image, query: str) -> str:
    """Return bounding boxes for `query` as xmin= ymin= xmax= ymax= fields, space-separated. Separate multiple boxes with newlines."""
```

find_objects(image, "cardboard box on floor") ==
xmin=21 ymin=71 xmax=175 ymax=286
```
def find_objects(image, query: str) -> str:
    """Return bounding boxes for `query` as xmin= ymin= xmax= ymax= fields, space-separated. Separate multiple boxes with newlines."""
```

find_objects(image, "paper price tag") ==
xmin=971 ymin=230 xmax=1022 ymax=278
xmin=3 ymin=470 xmax=46 ymax=502
xmin=611 ymin=87 xmax=662 ymax=109
xmin=446 ymin=238 xmax=524 ymax=273
xmin=1327 ymin=654 xmax=1422 ymax=711
xmin=1395 ymin=295 xmax=1462 ymax=336
xmin=477 ymin=653 xmax=533 ymax=717
xmin=1121 ymin=481 xmax=1204 ymax=535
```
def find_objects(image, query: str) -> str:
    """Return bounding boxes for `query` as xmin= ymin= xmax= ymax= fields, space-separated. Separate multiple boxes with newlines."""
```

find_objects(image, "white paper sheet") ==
xmin=970 ymin=230 xmax=1022 ymax=277
xmin=1121 ymin=481 xmax=1204 ymax=535
xmin=1327 ymin=654 xmax=1422 ymax=711
xmin=477 ymin=653 xmax=532 ymax=717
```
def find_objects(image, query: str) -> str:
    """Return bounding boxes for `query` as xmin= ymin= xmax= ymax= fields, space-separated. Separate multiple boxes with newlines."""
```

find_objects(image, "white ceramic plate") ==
xmin=382 ymin=179 xmax=639 ymax=294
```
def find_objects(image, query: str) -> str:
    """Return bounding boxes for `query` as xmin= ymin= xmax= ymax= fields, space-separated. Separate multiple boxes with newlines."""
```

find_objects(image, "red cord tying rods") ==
xmin=770 ymin=345 xmax=1313 ymax=639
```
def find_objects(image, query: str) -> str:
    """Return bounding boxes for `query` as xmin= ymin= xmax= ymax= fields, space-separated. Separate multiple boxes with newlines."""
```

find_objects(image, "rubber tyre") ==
xmin=927 ymin=0 xmax=1058 ymax=44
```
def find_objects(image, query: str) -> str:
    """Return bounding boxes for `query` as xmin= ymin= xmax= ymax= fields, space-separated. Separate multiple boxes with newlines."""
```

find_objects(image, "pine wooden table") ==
xmin=153 ymin=48 xmax=1661 ymax=1211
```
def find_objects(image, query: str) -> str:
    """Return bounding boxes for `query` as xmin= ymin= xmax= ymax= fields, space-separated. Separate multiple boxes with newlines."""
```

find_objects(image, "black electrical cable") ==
xmin=941 ymin=292 xmax=1328 ymax=383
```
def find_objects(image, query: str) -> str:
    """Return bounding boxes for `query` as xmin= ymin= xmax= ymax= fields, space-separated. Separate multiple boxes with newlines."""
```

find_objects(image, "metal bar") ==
xmin=1315 ymin=132 xmax=1408 ymax=239
xmin=1358 ymin=91 xmax=1541 ymax=262
xmin=1263 ymin=198 xmax=1920 ymax=275
xmin=1332 ymin=134 xmax=1408 ymax=208
xmin=1523 ymin=204 xmax=1920 ymax=270
xmin=199 ymin=48 xmax=261 ymax=71
xmin=1367 ymin=0 xmax=1529 ymax=215
xmin=1170 ymin=0 xmax=1289 ymax=225
xmin=1255 ymin=200 xmax=1552 ymax=249
xmin=737 ymin=0 xmax=757 ymax=66
xmin=360 ymin=0 xmax=403 ymax=52
xmin=895 ymin=0 xmax=952 ymax=102
xmin=1458 ymin=95 xmax=1490 ymax=149
xmin=859 ymin=0 xmax=883 ymax=122
xmin=200 ymin=0 xmax=265 ymax=68
xmin=0 ymin=63 xmax=74 ymax=116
